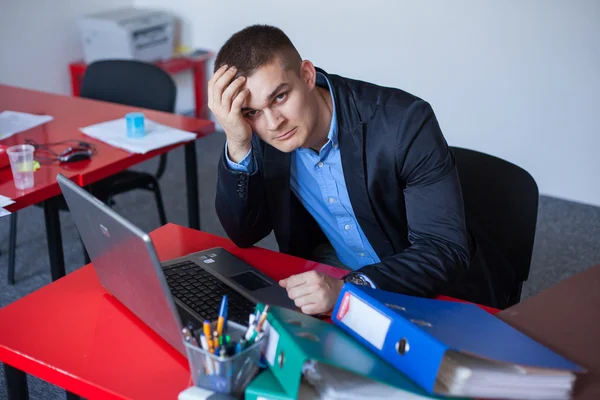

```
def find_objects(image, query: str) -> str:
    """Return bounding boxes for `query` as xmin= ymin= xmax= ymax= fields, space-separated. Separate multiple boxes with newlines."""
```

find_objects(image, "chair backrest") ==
xmin=80 ymin=59 xmax=176 ymax=179
xmin=451 ymin=147 xmax=539 ymax=305
xmin=80 ymin=59 xmax=176 ymax=113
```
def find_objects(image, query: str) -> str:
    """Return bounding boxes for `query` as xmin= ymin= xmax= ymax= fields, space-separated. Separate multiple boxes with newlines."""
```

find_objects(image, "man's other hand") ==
xmin=279 ymin=271 xmax=344 ymax=315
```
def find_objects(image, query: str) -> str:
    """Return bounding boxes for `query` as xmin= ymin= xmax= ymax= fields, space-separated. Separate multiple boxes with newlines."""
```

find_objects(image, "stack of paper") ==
xmin=0 ymin=110 xmax=54 ymax=140
xmin=303 ymin=362 xmax=438 ymax=400
xmin=80 ymin=118 xmax=197 ymax=154
xmin=0 ymin=194 xmax=15 ymax=218
xmin=436 ymin=351 xmax=576 ymax=400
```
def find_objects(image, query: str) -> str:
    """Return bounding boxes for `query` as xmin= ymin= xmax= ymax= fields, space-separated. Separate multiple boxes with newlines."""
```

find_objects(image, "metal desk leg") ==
xmin=184 ymin=141 xmax=200 ymax=230
xmin=3 ymin=363 xmax=29 ymax=400
xmin=44 ymin=197 xmax=66 ymax=281
xmin=8 ymin=212 xmax=18 ymax=284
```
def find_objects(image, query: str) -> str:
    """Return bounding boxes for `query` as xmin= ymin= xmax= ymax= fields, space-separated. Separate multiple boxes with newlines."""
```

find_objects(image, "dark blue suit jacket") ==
xmin=216 ymin=68 xmax=507 ymax=307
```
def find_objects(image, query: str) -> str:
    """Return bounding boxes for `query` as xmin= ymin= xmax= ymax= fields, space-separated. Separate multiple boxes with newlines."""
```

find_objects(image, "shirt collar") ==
xmin=314 ymin=72 xmax=338 ymax=150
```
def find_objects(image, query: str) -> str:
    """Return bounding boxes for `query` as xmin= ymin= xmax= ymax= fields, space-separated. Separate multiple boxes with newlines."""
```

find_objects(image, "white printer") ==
xmin=77 ymin=8 xmax=175 ymax=64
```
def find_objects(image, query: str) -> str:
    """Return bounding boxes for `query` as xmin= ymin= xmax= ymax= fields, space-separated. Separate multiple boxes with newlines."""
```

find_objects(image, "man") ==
xmin=210 ymin=25 xmax=497 ymax=314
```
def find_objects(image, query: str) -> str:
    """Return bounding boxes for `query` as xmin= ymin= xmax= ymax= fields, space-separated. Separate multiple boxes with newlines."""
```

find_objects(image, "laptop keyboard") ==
xmin=163 ymin=260 xmax=256 ymax=325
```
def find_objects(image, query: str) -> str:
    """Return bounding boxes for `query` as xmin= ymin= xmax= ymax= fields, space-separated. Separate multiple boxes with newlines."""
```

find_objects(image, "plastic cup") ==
xmin=7 ymin=144 xmax=35 ymax=190
xmin=125 ymin=112 xmax=146 ymax=138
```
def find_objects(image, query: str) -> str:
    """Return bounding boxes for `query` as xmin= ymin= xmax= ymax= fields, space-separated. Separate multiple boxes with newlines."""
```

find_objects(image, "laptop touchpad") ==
xmin=229 ymin=271 xmax=271 ymax=291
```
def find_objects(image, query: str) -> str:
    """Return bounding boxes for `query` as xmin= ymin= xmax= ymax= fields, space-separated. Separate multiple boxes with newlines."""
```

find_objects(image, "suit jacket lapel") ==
xmin=339 ymin=122 xmax=394 ymax=257
xmin=263 ymin=143 xmax=291 ymax=249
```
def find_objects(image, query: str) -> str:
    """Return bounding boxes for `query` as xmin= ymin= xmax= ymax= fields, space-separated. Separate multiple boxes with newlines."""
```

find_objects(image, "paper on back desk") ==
xmin=0 ymin=195 xmax=14 ymax=218
xmin=0 ymin=195 xmax=15 ymax=208
xmin=80 ymin=118 xmax=196 ymax=154
xmin=0 ymin=111 xmax=53 ymax=140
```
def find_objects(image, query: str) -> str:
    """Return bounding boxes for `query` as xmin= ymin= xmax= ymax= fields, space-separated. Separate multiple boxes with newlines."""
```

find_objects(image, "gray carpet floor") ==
xmin=1 ymin=131 xmax=599 ymax=399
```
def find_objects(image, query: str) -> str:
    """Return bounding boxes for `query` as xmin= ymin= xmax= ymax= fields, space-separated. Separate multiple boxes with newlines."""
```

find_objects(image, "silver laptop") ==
xmin=57 ymin=173 xmax=295 ymax=355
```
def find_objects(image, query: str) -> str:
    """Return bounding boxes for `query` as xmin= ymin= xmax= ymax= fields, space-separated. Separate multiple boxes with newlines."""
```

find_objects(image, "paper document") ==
xmin=0 ymin=195 xmax=14 ymax=218
xmin=80 ymin=118 xmax=197 ymax=154
xmin=0 ymin=111 xmax=54 ymax=140
xmin=0 ymin=194 xmax=15 ymax=208
xmin=303 ymin=362 xmax=437 ymax=400
xmin=437 ymin=351 xmax=575 ymax=400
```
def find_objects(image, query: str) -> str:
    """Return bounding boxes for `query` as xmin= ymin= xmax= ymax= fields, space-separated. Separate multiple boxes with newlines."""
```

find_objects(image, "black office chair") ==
xmin=451 ymin=147 xmax=539 ymax=308
xmin=7 ymin=60 xmax=175 ymax=284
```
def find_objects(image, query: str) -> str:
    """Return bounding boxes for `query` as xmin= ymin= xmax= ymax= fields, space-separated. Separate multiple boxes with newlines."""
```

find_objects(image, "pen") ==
xmin=187 ymin=321 xmax=201 ymax=345
xmin=217 ymin=295 xmax=228 ymax=337
xmin=247 ymin=330 xmax=258 ymax=344
xmin=248 ymin=327 xmax=267 ymax=345
xmin=213 ymin=330 xmax=220 ymax=351
xmin=199 ymin=335 xmax=214 ymax=374
xmin=245 ymin=305 xmax=270 ymax=344
xmin=244 ymin=322 xmax=257 ymax=341
xmin=199 ymin=334 xmax=210 ymax=351
xmin=254 ymin=305 xmax=262 ymax=320
xmin=203 ymin=320 xmax=214 ymax=353
xmin=256 ymin=305 xmax=270 ymax=333
xmin=182 ymin=326 xmax=198 ymax=347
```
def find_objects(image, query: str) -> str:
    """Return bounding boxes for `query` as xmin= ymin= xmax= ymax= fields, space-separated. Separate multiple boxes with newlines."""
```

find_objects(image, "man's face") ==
xmin=241 ymin=60 xmax=319 ymax=153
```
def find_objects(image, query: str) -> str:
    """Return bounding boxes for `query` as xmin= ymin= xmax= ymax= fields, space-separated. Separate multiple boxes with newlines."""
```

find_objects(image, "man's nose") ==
xmin=265 ymin=109 xmax=284 ymax=131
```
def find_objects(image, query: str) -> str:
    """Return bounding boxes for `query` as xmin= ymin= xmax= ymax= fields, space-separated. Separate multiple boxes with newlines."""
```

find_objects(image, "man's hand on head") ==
xmin=207 ymin=64 xmax=253 ymax=162
xmin=279 ymin=270 xmax=344 ymax=315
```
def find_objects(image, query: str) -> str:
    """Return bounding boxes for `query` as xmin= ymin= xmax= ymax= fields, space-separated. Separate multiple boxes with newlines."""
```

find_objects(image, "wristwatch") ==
xmin=343 ymin=272 xmax=376 ymax=288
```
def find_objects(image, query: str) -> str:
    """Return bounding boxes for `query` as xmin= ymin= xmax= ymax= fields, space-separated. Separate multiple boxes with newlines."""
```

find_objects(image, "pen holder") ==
xmin=184 ymin=321 xmax=265 ymax=397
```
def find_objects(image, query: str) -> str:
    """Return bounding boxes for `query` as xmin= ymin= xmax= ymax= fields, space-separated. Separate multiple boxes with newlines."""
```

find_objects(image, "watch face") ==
xmin=349 ymin=275 xmax=368 ymax=286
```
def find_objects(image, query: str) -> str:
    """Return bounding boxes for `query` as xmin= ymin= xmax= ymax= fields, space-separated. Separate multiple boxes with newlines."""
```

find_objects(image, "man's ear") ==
xmin=300 ymin=60 xmax=317 ymax=90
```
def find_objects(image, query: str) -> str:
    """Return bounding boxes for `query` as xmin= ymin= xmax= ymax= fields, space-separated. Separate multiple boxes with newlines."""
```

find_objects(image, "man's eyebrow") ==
xmin=241 ymin=83 xmax=290 ymax=113
xmin=266 ymin=83 xmax=289 ymax=101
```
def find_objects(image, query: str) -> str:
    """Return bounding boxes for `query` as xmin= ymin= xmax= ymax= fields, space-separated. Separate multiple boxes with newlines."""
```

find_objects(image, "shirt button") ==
xmin=359 ymin=252 xmax=366 ymax=257
xmin=334 ymin=144 xmax=339 ymax=149
xmin=328 ymin=197 xmax=335 ymax=203
xmin=317 ymin=162 xmax=324 ymax=168
xmin=344 ymin=224 xmax=351 ymax=231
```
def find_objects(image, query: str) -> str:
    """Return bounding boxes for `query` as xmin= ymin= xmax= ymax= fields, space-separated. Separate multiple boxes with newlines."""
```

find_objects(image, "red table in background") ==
xmin=0 ymin=84 xmax=214 ymax=284
xmin=0 ymin=224 xmax=498 ymax=400
xmin=69 ymin=52 xmax=213 ymax=118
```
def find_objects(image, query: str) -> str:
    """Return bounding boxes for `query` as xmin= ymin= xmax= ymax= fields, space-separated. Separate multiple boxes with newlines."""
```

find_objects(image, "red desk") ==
xmin=0 ymin=224 xmax=497 ymax=400
xmin=0 ymin=84 xmax=214 ymax=282
xmin=69 ymin=52 xmax=213 ymax=118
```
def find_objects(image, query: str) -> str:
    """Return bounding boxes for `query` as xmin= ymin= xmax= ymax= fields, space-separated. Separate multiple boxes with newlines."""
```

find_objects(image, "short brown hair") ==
xmin=214 ymin=25 xmax=302 ymax=77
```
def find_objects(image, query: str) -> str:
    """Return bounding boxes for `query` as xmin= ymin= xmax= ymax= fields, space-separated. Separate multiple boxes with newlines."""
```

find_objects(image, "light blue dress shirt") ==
xmin=225 ymin=73 xmax=381 ymax=271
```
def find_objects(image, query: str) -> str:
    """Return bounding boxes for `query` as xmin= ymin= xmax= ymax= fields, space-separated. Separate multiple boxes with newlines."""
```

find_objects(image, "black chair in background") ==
xmin=7 ymin=60 xmax=175 ymax=284
xmin=451 ymin=146 xmax=539 ymax=308
xmin=78 ymin=59 xmax=175 ymax=224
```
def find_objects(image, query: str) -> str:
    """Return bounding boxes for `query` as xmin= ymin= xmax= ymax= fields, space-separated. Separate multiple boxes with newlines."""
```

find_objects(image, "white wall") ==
xmin=1 ymin=0 xmax=597 ymax=205
xmin=0 ymin=0 xmax=133 ymax=95
xmin=134 ymin=0 xmax=600 ymax=207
